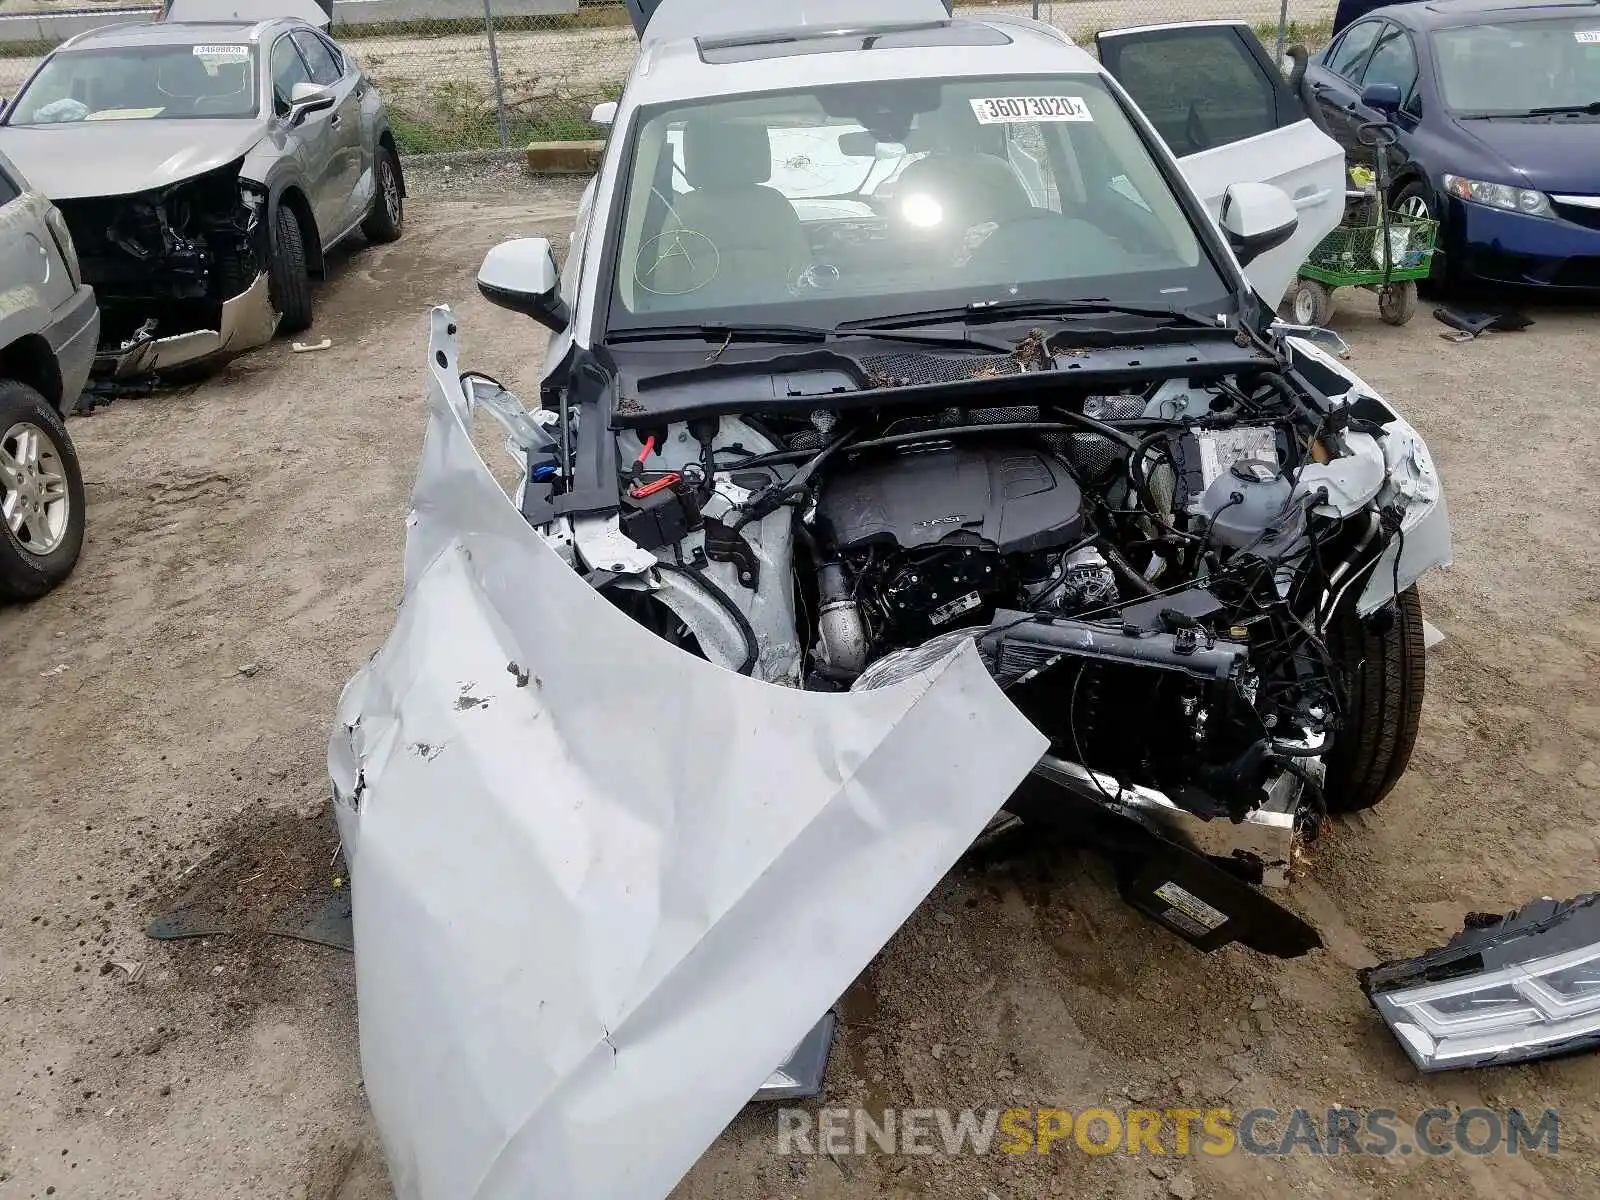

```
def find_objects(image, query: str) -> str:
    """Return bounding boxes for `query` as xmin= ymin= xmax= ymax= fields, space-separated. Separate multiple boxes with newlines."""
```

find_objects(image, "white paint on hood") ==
xmin=327 ymin=307 xmax=1047 ymax=1200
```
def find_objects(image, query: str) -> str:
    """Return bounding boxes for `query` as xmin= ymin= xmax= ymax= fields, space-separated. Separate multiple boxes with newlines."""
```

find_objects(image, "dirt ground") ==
xmin=2 ymin=166 xmax=1598 ymax=1200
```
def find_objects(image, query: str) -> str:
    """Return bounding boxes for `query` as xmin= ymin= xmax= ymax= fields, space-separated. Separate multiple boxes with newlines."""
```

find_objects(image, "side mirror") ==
xmin=287 ymin=81 xmax=335 ymax=127
xmin=1361 ymin=82 xmax=1403 ymax=114
xmin=478 ymin=237 xmax=569 ymax=331
xmin=1219 ymin=182 xmax=1299 ymax=266
xmin=590 ymin=100 xmax=617 ymax=127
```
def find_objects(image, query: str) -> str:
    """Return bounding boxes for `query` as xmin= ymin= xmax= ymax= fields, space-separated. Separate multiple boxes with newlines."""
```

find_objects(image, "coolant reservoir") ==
xmin=1197 ymin=459 xmax=1305 ymax=557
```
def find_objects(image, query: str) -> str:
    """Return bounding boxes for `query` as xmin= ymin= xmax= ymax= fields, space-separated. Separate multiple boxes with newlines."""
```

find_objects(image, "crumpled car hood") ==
xmin=0 ymin=120 xmax=263 ymax=199
xmin=327 ymin=307 xmax=1047 ymax=1200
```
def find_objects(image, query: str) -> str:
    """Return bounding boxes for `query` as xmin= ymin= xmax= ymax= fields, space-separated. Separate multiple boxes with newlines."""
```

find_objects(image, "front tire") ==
xmin=268 ymin=203 xmax=314 ymax=335
xmin=1324 ymin=585 xmax=1427 ymax=813
xmin=1393 ymin=181 xmax=1448 ymax=289
xmin=0 ymin=380 xmax=87 ymax=601
xmin=361 ymin=147 xmax=404 ymax=244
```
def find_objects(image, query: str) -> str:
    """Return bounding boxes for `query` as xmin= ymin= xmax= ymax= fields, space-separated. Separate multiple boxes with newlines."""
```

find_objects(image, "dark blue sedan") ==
xmin=1308 ymin=0 xmax=1600 ymax=290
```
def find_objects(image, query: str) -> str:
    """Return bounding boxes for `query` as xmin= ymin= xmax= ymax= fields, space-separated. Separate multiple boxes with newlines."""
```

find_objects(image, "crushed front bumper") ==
xmin=93 ymin=270 xmax=279 ymax=379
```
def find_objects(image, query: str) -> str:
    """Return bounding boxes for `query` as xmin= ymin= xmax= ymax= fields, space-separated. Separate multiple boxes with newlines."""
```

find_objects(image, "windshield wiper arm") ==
xmin=605 ymin=322 xmax=828 ymax=345
xmin=611 ymin=320 xmax=1022 ymax=354
xmin=836 ymin=298 xmax=1216 ymax=332
xmin=1522 ymin=100 xmax=1600 ymax=116
xmin=1461 ymin=101 xmax=1600 ymax=118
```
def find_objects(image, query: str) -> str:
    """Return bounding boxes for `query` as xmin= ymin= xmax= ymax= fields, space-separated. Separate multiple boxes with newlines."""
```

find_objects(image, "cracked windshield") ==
xmin=3 ymin=44 xmax=259 ymax=124
xmin=609 ymin=74 xmax=1227 ymax=328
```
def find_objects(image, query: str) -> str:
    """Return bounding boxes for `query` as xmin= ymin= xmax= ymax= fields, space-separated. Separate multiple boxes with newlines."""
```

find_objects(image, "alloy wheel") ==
xmin=383 ymin=160 xmax=402 ymax=226
xmin=1398 ymin=194 xmax=1432 ymax=220
xmin=0 ymin=421 xmax=71 ymax=556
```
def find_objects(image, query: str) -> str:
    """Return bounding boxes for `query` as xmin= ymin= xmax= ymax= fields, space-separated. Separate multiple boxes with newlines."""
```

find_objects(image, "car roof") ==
xmin=56 ymin=15 xmax=302 ymax=50
xmin=627 ymin=0 xmax=952 ymax=42
xmin=624 ymin=12 xmax=1101 ymax=109
xmin=165 ymin=0 xmax=330 ymax=27
xmin=1381 ymin=0 xmax=1600 ymax=28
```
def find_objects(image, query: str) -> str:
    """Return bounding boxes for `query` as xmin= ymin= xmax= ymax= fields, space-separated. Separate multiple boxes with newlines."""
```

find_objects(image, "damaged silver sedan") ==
xmin=0 ymin=0 xmax=404 ymax=385
xmin=330 ymin=2 xmax=1452 ymax=1195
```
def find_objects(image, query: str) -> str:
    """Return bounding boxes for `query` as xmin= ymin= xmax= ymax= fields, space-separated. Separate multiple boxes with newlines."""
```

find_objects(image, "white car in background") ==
xmin=332 ymin=4 xmax=1454 ymax=1198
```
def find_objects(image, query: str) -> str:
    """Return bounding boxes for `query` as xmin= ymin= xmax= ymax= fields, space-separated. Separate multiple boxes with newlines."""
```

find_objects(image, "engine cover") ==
xmin=814 ymin=443 xmax=1085 ymax=555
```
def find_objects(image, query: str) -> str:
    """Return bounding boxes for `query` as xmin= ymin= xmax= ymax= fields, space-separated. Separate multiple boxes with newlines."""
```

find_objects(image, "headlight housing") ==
xmin=1363 ymin=893 xmax=1600 ymax=1072
xmin=1443 ymin=174 xmax=1552 ymax=216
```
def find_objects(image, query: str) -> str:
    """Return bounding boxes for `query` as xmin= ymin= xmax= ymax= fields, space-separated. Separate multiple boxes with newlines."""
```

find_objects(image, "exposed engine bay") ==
xmin=54 ymin=159 xmax=267 ymax=359
xmin=496 ymin=344 xmax=1443 ymax=896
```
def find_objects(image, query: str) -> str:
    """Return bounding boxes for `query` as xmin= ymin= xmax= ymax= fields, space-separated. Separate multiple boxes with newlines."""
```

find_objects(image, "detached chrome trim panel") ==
xmin=95 ymin=271 xmax=279 ymax=379
xmin=1031 ymin=754 xmax=1301 ymax=887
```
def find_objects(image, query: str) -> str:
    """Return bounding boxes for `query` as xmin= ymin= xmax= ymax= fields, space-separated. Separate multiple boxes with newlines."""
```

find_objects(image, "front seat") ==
xmin=885 ymin=151 xmax=1039 ymax=265
xmin=648 ymin=119 xmax=811 ymax=306
xmin=155 ymin=52 xmax=213 ymax=114
xmin=192 ymin=60 xmax=252 ymax=113
xmin=890 ymin=152 xmax=1037 ymax=229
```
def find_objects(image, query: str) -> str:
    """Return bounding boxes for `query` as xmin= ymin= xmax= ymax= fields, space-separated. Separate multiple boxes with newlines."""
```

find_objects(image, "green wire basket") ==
xmin=1299 ymin=210 xmax=1438 ymax=287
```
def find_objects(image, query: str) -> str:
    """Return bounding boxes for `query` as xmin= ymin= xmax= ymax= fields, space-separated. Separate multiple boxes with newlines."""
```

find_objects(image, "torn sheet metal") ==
xmin=327 ymin=307 xmax=1047 ymax=1200
xmin=1284 ymin=337 xmax=1453 ymax=614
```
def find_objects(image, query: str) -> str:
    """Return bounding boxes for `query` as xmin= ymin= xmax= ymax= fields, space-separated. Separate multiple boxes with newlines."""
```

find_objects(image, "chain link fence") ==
xmin=0 ymin=0 xmax=1341 ymax=154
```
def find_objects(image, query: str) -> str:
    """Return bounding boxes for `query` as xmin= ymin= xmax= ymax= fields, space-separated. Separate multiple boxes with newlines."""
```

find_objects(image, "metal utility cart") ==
xmin=1284 ymin=120 xmax=1437 ymax=328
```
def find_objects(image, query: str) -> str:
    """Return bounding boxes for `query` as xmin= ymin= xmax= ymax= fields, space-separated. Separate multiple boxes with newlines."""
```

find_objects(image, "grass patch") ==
xmin=0 ymin=4 xmax=631 ymax=57
xmin=1072 ymin=17 xmax=1333 ymax=51
xmin=1261 ymin=18 xmax=1336 ymax=49
xmin=333 ymin=6 xmax=630 ymax=42
xmin=0 ymin=36 xmax=55 ymax=60
xmin=391 ymin=108 xmax=604 ymax=153
xmin=387 ymin=77 xmax=618 ymax=153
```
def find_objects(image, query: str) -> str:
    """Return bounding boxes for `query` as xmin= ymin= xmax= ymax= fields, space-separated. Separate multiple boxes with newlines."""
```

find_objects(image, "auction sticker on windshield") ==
xmin=1576 ymin=30 xmax=1600 ymax=42
xmin=970 ymin=96 xmax=1093 ymax=124
xmin=193 ymin=44 xmax=250 ymax=61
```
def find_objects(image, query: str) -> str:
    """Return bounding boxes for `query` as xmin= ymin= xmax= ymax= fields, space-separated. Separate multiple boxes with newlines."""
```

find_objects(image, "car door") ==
xmin=291 ymin=29 xmax=364 ymax=236
xmin=271 ymin=32 xmax=341 ymax=236
xmin=1340 ymin=21 xmax=1423 ymax=169
xmin=1307 ymin=18 xmax=1386 ymax=151
xmin=1096 ymin=21 xmax=1345 ymax=306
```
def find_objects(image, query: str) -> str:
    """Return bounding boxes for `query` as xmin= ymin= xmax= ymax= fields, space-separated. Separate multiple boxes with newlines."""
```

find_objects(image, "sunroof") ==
xmin=698 ymin=20 xmax=1012 ymax=64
